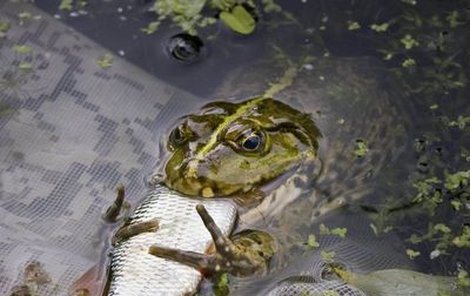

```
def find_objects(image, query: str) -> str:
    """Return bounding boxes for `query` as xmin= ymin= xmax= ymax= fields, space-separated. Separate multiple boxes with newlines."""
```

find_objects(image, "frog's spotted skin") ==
xmin=163 ymin=97 xmax=322 ymax=201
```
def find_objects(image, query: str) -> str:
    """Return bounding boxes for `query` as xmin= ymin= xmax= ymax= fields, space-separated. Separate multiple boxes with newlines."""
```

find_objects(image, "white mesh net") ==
xmin=0 ymin=2 xmax=202 ymax=295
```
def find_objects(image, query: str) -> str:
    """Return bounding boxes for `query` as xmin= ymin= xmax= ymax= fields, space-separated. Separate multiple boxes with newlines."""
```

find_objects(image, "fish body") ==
xmin=107 ymin=184 xmax=237 ymax=296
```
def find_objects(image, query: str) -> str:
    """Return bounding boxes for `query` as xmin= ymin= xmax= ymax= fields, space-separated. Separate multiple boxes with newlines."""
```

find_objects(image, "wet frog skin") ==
xmin=145 ymin=96 xmax=323 ymax=277
xmin=163 ymin=96 xmax=322 ymax=202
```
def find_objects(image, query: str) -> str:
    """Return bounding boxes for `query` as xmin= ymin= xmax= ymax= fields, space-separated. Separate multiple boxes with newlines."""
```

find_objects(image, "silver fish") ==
xmin=107 ymin=184 xmax=237 ymax=296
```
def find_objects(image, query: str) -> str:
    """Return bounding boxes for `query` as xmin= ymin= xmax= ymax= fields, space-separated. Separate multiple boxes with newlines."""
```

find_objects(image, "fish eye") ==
xmin=241 ymin=133 xmax=263 ymax=151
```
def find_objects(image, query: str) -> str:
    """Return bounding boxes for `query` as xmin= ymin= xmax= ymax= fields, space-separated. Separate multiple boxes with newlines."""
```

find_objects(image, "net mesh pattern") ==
xmin=0 ymin=2 xmax=202 ymax=295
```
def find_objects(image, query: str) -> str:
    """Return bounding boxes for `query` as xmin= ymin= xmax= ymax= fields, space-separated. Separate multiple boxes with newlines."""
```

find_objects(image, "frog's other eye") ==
xmin=168 ymin=124 xmax=193 ymax=150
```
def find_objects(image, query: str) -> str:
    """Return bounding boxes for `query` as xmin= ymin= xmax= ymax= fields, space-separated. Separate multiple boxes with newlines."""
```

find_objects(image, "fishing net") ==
xmin=0 ymin=2 xmax=202 ymax=295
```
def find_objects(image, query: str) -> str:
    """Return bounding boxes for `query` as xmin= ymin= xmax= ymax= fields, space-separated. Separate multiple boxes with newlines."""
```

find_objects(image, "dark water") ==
xmin=33 ymin=0 xmax=470 ymax=293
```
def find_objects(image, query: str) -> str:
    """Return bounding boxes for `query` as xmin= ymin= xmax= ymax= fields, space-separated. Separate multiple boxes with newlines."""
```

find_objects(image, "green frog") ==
xmin=163 ymin=96 xmax=321 ymax=201
xmin=147 ymin=96 xmax=323 ymax=276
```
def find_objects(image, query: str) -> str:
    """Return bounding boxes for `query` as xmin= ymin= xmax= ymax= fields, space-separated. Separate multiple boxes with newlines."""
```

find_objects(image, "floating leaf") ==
xmin=0 ymin=21 xmax=11 ymax=37
xmin=141 ymin=22 xmax=160 ymax=34
xmin=59 ymin=0 xmax=73 ymax=11
xmin=354 ymin=139 xmax=369 ymax=157
xmin=307 ymin=234 xmax=319 ymax=249
xmin=445 ymin=170 xmax=470 ymax=191
xmin=13 ymin=45 xmax=32 ymax=54
xmin=331 ymin=227 xmax=348 ymax=238
xmin=402 ymin=58 xmax=416 ymax=68
xmin=18 ymin=11 xmax=32 ymax=25
xmin=320 ymin=250 xmax=336 ymax=263
xmin=406 ymin=249 xmax=421 ymax=259
xmin=401 ymin=34 xmax=419 ymax=50
xmin=347 ymin=21 xmax=361 ymax=31
xmin=97 ymin=53 xmax=113 ymax=69
xmin=453 ymin=226 xmax=470 ymax=248
xmin=446 ymin=11 xmax=463 ymax=28
xmin=370 ymin=22 xmax=389 ymax=32
xmin=434 ymin=224 xmax=451 ymax=234
xmin=220 ymin=5 xmax=256 ymax=35
xmin=18 ymin=62 xmax=32 ymax=70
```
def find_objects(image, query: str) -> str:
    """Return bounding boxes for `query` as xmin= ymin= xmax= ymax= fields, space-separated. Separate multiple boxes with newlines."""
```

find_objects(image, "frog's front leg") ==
xmin=103 ymin=184 xmax=159 ymax=245
xmin=149 ymin=204 xmax=275 ymax=277
xmin=102 ymin=183 xmax=129 ymax=223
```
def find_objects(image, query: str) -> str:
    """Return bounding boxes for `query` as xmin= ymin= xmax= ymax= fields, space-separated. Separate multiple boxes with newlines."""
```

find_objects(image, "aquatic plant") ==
xmin=141 ymin=0 xmax=283 ymax=36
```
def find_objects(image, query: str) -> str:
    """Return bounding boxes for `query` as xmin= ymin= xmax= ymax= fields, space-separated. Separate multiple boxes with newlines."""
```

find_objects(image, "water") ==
xmin=2 ymin=0 xmax=470 ymax=294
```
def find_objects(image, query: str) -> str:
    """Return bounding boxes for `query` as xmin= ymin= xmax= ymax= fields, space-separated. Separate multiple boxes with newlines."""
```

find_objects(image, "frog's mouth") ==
xmin=164 ymin=161 xmax=314 ymax=202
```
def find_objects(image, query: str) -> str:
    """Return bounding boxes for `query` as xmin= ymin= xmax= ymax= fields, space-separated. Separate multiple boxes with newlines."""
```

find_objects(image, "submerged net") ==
xmin=0 ymin=2 xmax=203 ymax=295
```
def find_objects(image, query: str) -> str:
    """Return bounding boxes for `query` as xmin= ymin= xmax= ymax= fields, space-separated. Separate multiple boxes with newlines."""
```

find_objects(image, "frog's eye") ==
xmin=242 ymin=134 xmax=261 ymax=151
xmin=240 ymin=132 xmax=265 ymax=152
xmin=170 ymin=126 xmax=185 ymax=143
xmin=168 ymin=124 xmax=192 ymax=150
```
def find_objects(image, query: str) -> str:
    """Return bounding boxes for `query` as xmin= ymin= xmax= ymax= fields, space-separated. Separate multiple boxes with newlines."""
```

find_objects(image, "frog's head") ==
xmin=163 ymin=97 xmax=321 ymax=200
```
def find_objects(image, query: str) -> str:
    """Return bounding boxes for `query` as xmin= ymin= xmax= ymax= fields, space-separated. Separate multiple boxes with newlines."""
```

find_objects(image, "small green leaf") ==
xmin=445 ymin=170 xmax=470 ymax=191
xmin=213 ymin=272 xmax=229 ymax=296
xmin=402 ymin=58 xmax=416 ymax=68
xmin=319 ymin=223 xmax=330 ymax=235
xmin=0 ymin=21 xmax=11 ymax=37
xmin=18 ymin=11 xmax=32 ymax=25
xmin=448 ymin=116 xmax=470 ymax=130
xmin=307 ymin=234 xmax=319 ymax=249
xmin=331 ymin=227 xmax=348 ymax=238
xmin=446 ymin=11 xmax=463 ymax=28
xmin=434 ymin=224 xmax=451 ymax=234
xmin=18 ymin=62 xmax=32 ymax=70
xmin=97 ymin=53 xmax=113 ymax=69
xmin=457 ymin=267 xmax=470 ymax=287
xmin=141 ymin=21 xmax=160 ymax=34
xmin=320 ymin=250 xmax=336 ymax=263
xmin=220 ymin=5 xmax=256 ymax=35
xmin=400 ymin=34 xmax=419 ymax=50
xmin=406 ymin=249 xmax=420 ymax=259
xmin=13 ymin=45 xmax=32 ymax=54
xmin=59 ymin=0 xmax=73 ymax=11
xmin=347 ymin=21 xmax=361 ymax=31
xmin=429 ymin=104 xmax=439 ymax=110
xmin=370 ymin=22 xmax=389 ymax=32
xmin=451 ymin=200 xmax=462 ymax=211
xmin=354 ymin=139 xmax=369 ymax=157
xmin=453 ymin=226 xmax=470 ymax=248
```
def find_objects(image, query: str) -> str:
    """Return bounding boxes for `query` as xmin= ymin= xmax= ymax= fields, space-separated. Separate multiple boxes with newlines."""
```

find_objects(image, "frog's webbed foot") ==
xmin=102 ymin=184 xmax=131 ymax=223
xmin=148 ymin=204 xmax=275 ymax=277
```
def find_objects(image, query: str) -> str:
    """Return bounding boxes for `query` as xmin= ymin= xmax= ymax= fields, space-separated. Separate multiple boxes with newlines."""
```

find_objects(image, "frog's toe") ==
xmin=149 ymin=245 xmax=216 ymax=275
xmin=102 ymin=184 xmax=131 ymax=223
xmin=148 ymin=204 xmax=275 ymax=276
xmin=112 ymin=218 xmax=159 ymax=245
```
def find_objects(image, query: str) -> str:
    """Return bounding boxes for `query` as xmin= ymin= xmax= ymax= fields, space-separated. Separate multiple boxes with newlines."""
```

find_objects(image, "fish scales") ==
xmin=108 ymin=184 xmax=237 ymax=296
